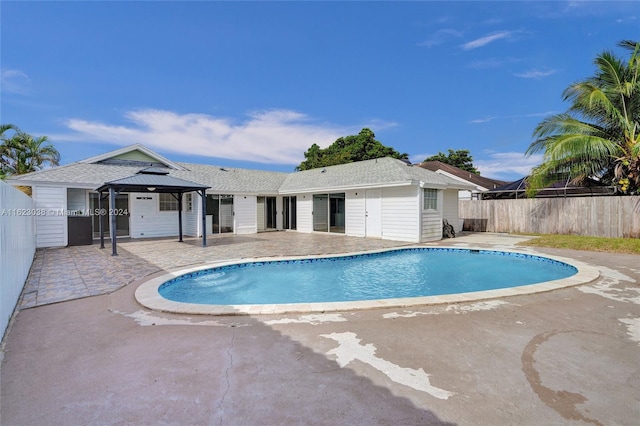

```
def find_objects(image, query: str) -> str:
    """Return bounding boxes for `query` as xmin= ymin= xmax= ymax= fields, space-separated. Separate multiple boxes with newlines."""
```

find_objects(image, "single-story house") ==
xmin=6 ymin=144 xmax=475 ymax=248
xmin=418 ymin=161 xmax=506 ymax=200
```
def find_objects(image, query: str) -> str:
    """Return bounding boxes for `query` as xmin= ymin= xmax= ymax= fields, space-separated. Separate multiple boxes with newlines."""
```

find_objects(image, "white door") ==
xmin=365 ymin=189 xmax=382 ymax=238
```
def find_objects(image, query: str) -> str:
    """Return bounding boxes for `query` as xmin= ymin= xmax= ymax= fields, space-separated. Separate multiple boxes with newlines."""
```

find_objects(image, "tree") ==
xmin=296 ymin=128 xmax=408 ymax=171
xmin=423 ymin=149 xmax=480 ymax=174
xmin=0 ymin=124 xmax=20 ymax=180
xmin=0 ymin=125 xmax=60 ymax=178
xmin=526 ymin=40 xmax=640 ymax=195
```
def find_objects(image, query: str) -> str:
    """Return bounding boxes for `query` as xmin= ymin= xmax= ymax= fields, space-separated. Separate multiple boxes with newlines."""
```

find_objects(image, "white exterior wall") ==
xmin=33 ymin=186 xmax=67 ymax=248
xmin=296 ymin=194 xmax=313 ymax=233
xmin=235 ymin=195 xmax=257 ymax=234
xmin=129 ymin=193 xmax=179 ymax=238
xmin=442 ymin=189 xmax=461 ymax=233
xmin=421 ymin=189 xmax=444 ymax=241
xmin=458 ymin=189 xmax=476 ymax=200
xmin=1 ymin=181 xmax=36 ymax=339
xmin=345 ymin=190 xmax=365 ymax=237
xmin=381 ymin=186 xmax=420 ymax=242
xmin=130 ymin=193 xmax=200 ymax=238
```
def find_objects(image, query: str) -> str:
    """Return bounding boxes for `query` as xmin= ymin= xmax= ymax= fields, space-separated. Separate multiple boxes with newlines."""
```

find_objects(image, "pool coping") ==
xmin=134 ymin=245 xmax=601 ymax=316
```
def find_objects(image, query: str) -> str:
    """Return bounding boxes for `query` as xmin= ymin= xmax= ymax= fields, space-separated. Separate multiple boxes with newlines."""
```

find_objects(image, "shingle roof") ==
xmin=9 ymin=161 xmax=288 ymax=193
xmin=8 ymin=163 xmax=144 ymax=187
xmin=279 ymin=157 xmax=475 ymax=193
xmin=173 ymin=162 xmax=288 ymax=193
xmin=7 ymin=145 xmax=473 ymax=193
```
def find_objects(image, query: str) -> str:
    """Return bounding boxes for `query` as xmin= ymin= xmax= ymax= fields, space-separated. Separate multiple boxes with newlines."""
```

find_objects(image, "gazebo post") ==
xmin=98 ymin=190 xmax=105 ymax=249
xmin=201 ymin=189 xmax=207 ymax=247
xmin=177 ymin=192 xmax=183 ymax=242
xmin=110 ymin=186 xmax=118 ymax=256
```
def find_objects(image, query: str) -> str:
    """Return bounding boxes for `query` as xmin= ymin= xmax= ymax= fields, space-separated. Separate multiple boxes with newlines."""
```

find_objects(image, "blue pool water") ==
xmin=159 ymin=248 xmax=578 ymax=305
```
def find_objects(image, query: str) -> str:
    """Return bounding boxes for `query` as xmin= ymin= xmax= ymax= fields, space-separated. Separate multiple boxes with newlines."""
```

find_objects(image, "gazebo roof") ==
xmin=96 ymin=169 xmax=210 ymax=194
xmin=96 ymin=169 xmax=211 ymax=255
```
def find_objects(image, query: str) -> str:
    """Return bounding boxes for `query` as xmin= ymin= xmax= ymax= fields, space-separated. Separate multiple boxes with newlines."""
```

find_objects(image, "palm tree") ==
xmin=526 ymin=40 xmax=640 ymax=195
xmin=0 ymin=127 xmax=60 ymax=178
xmin=0 ymin=124 xmax=20 ymax=179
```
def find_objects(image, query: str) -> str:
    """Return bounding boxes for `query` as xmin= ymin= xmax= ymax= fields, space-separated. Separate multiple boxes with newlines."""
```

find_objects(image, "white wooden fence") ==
xmin=0 ymin=181 xmax=36 ymax=340
xmin=459 ymin=196 xmax=640 ymax=238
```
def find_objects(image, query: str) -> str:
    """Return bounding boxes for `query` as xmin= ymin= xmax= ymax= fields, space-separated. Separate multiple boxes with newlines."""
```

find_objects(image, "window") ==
xmin=423 ymin=188 xmax=438 ymax=210
xmin=185 ymin=193 xmax=193 ymax=212
xmin=159 ymin=193 xmax=179 ymax=211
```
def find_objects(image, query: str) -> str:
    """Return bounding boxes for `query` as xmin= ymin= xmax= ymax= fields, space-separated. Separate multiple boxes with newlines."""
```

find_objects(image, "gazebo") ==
xmin=96 ymin=167 xmax=210 ymax=255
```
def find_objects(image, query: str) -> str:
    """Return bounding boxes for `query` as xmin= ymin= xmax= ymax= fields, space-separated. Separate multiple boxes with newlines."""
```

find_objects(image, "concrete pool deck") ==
xmin=1 ymin=232 xmax=639 ymax=425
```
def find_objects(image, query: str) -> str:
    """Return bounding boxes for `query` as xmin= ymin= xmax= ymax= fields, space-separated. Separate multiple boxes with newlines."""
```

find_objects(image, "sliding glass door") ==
xmin=257 ymin=196 xmax=277 ymax=232
xmin=207 ymin=194 xmax=234 ymax=234
xmin=313 ymin=195 xmax=328 ymax=232
xmin=283 ymin=196 xmax=297 ymax=230
xmin=313 ymin=193 xmax=344 ymax=233
xmin=90 ymin=193 xmax=130 ymax=238
xmin=329 ymin=193 xmax=345 ymax=233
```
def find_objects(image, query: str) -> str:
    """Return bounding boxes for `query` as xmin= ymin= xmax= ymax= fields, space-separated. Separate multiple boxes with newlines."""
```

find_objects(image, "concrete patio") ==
xmin=1 ymin=232 xmax=639 ymax=425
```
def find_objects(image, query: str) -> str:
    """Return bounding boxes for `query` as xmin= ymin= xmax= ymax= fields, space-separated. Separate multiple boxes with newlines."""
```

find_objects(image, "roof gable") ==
xmin=79 ymin=144 xmax=186 ymax=170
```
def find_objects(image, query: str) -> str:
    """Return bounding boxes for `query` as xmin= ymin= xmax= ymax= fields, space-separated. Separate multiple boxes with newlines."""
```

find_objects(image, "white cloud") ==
xmin=475 ymin=152 xmax=542 ymax=179
xmin=616 ymin=15 xmax=636 ymax=24
xmin=514 ymin=69 xmax=557 ymax=79
xmin=58 ymin=109 xmax=380 ymax=165
xmin=468 ymin=116 xmax=495 ymax=124
xmin=1 ymin=69 xmax=31 ymax=95
xmin=469 ymin=111 xmax=556 ymax=124
xmin=417 ymin=29 xmax=463 ymax=48
xmin=409 ymin=153 xmax=432 ymax=164
xmin=461 ymin=31 xmax=513 ymax=50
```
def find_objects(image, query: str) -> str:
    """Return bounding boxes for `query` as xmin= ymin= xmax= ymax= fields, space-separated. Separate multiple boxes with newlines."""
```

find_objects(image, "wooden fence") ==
xmin=459 ymin=196 xmax=640 ymax=238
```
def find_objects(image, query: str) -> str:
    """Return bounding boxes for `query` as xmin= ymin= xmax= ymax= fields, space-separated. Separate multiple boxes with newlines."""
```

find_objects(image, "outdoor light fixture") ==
xmin=147 ymin=187 xmax=156 ymax=191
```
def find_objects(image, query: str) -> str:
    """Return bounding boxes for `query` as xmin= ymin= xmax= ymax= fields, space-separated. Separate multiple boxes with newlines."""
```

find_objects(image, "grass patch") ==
xmin=517 ymin=234 xmax=640 ymax=254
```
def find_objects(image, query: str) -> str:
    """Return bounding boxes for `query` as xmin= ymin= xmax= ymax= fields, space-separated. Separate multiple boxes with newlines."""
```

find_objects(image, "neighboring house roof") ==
xmin=482 ymin=176 xmax=616 ymax=199
xmin=418 ymin=161 xmax=506 ymax=191
xmin=7 ymin=144 xmax=475 ymax=194
xmin=279 ymin=157 xmax=476 ymax=193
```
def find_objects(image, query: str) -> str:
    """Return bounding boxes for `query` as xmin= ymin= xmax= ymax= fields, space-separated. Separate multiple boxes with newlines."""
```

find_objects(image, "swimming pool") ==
xmin=134 ymin=247 xmax=598 ymax=314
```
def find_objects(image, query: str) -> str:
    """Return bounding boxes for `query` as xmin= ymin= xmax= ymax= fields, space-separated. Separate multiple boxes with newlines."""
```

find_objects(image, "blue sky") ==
xmin=1 ymin=1 xmax=637 ymax=181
